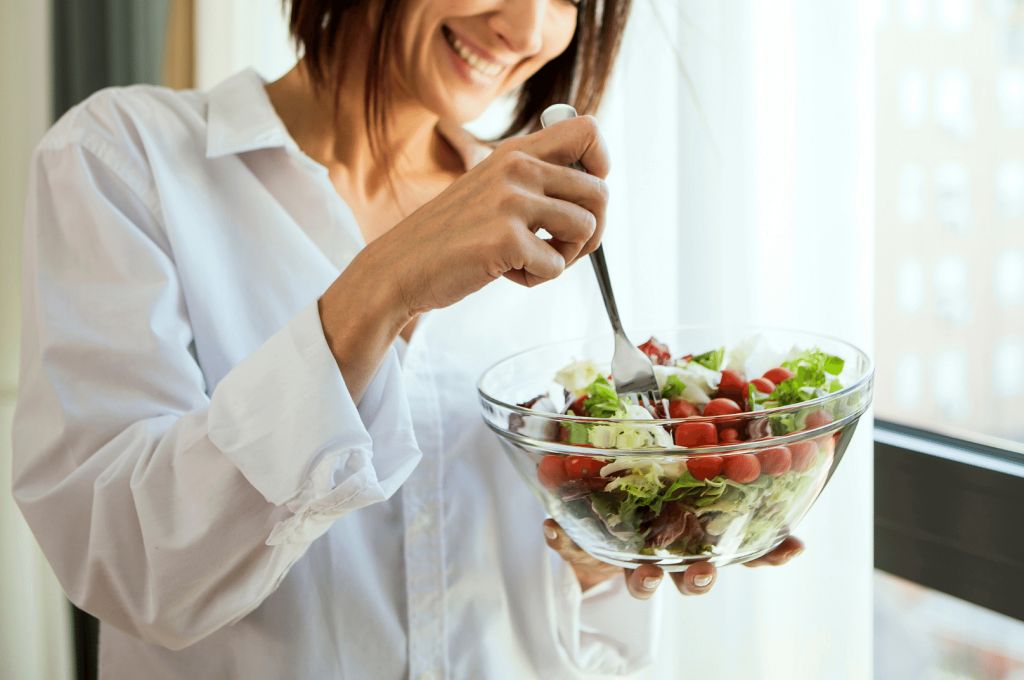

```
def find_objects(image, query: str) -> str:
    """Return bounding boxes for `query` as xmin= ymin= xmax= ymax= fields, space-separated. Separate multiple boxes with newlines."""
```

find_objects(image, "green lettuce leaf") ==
xmin=661 ymin=374 xmax=687 ymax=401
xmin=763 ymin=349 xmax=846 ymax=407
xmin=583 ymin=375 xmax=621 ymax=418
xmin=691 ymin=347 xmax=725 ymax=371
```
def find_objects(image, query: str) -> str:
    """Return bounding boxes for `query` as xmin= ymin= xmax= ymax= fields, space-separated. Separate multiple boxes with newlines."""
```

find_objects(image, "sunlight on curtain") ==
xmin=605 ymin=2 xmax=877 ymax=678
xmin=163 ymin=0 xmax=195 ymax=90
xmin=195 ymin=0 xmax=296 ymax=90
xmin=0 ymin=2 xmax=74 ymax=680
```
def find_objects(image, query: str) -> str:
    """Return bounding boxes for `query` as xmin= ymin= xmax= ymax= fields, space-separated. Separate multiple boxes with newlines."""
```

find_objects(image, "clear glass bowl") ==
xmin=477 ymin=327 xmax=873 ymax=571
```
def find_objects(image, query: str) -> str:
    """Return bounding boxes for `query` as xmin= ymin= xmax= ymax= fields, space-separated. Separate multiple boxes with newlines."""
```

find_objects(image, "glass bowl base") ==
xmin=580 ymin=535 xmax=789 ymax=572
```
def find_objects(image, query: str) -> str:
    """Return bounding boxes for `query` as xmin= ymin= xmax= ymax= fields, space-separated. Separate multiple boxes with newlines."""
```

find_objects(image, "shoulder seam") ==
xmin=37 ymin=128 xmax=164 ymax=227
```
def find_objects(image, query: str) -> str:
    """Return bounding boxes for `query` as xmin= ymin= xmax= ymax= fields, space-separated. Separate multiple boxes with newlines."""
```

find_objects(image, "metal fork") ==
xmin=540 ymin=104 xmax=663 ymax=411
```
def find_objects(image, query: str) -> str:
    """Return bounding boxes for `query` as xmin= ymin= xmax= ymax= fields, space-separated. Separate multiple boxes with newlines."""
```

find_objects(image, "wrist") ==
xmin=318 ymin=250 xmax=414 ymax=401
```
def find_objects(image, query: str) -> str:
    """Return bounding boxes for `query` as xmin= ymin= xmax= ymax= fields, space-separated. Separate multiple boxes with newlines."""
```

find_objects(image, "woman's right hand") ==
xmin=372 ymin=114 xmax=610 ymax=312
xmin=319 ymin=115 xmax=611 ymax=400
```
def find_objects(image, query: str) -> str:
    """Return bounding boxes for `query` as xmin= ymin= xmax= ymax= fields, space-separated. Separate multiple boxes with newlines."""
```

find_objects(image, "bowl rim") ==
xmin=485 ymin=405 xmax=865 ymax=456
xmin=477 ymin=324 xmax=874 ymax=446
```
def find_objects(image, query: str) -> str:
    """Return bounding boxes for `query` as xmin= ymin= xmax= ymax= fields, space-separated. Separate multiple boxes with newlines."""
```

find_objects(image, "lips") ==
xmin=442 ymin=25 xmax=503 ymax=78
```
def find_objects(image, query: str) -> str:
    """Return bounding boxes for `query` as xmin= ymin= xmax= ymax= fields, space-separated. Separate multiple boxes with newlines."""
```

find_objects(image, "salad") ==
xmin=519 ymin=337 xmax=847 ymax=560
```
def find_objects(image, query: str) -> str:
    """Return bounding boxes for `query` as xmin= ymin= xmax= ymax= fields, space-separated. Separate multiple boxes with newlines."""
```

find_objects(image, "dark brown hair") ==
xmin=286 ymin=0 xmax=632 ymax=151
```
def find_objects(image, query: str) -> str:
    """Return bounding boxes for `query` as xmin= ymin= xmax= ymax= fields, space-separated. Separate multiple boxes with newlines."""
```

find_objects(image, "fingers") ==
xmin=542 ymin=519 xmax=595 ymax=564
xmin=542 ymin=519 xmax=616 ymax=572
xmin=669 ymin=561 xmax=717 ymax=596
xmin=624 ymin=565 xmax=665 ymax=601
xmin=501 ymin=229 xmax=566 ymax=288
xmin=542 ymin=519 xmax=622 ymax=592
xmin=743 ymin=536 xmax=805 ymax=568
xmin=525 ymin=196 xmax=599 ymax=266
xmin=497 ymin=154 xmax=607 ymax=266
xmin=521 ymin=116 xmax=612 ymax=179
xmin=536 ymin=165 xmax=608 ymax=263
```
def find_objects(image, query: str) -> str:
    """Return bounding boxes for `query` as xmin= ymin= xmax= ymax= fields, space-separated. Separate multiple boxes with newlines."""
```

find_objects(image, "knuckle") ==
xmin=503 ymin=150 xmax=536 ymax=181
xmin=576 ymin=115 xmax=600 ymax=139
xmin=498 ymin=135 xmax=526 ymax=153
xmin=504 ymin=224 xmax=530 ymax=256
xmin=593 ymin=177 xmax=610 ymax=205
xmin=496 ymin=187 xmax=526 ymax=214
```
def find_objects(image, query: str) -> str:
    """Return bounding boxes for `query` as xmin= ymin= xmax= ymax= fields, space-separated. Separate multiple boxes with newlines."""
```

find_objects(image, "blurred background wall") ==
xmin=0 ymin=2 xmax=73 ymax=680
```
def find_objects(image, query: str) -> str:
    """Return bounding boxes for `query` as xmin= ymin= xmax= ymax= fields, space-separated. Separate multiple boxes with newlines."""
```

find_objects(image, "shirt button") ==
xmin=418 ymin=669 xmax=439 ymax=680
xmin=413 ymin=510 xmax=432 ymax=531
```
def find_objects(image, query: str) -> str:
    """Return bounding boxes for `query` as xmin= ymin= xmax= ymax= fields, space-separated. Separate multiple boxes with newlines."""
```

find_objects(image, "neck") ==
xmin=266 ymin=56 xmax=458 ymax=203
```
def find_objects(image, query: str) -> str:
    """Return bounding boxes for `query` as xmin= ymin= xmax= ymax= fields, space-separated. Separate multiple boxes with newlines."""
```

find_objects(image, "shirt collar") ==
xmin=206 ymin=69 xmax=297 ymax=159
xmin=204 ymin=68 xmax=493 ymax=169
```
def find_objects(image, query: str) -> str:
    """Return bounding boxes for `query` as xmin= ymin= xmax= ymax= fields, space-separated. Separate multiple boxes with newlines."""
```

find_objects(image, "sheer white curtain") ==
xmin=195 ymin=2 xmax=876 ymax=677
xmin=195 ymin=0 xmax=297 ymax=89
xmin=600 ymin=2 xmax=876 ymax=678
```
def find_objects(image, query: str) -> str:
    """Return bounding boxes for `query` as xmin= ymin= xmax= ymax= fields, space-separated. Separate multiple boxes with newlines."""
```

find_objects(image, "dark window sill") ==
xmin=874 ymin=419 xmax=1024 ymax=623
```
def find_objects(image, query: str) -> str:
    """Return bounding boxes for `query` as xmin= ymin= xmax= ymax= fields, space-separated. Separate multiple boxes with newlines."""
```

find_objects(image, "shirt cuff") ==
xmin=551 ymin=552 xmax=662 ymax=675
xmin=207 ymin=300 xmax=422 ymax=545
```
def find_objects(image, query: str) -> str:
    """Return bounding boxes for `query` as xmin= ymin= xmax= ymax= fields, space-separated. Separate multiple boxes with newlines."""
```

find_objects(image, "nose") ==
xmin=489 ymin=0 xmax=546 ymax=56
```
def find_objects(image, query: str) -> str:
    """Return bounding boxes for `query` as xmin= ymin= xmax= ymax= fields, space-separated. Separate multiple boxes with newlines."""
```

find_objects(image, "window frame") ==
xmin=874 ymin=418 xmax=1024 ymax=623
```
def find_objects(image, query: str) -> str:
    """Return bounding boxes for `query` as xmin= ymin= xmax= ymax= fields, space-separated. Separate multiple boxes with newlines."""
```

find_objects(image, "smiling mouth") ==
xmin=442 ymin=26 xmax=503 ymax=78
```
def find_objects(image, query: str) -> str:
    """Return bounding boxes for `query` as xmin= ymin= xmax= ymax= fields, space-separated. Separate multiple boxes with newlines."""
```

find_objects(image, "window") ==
xmin=876 ymin=3 xmax=1024 ymax=676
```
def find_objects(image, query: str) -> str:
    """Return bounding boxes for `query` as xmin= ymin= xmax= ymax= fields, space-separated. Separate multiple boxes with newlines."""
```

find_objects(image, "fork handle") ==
xmin=539 ymin=106 xmax=626 ymax=337
xmin=588 ymin=245 xmax=625 ymax=335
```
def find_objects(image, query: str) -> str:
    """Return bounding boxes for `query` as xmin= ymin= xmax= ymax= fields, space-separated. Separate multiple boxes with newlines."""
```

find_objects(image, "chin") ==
xmin=428 ymin=91 xmax=499 ymax=127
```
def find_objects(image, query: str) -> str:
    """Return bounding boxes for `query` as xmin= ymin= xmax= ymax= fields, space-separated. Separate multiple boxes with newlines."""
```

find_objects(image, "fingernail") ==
xmin=787 ymin=548 xmax=804 ymax=561
xmin=642 ymin=576 xmax=662 ymax=590
xmin=694 ymin=574 xmax=713 ymax=588
xmin=544 ymin=526 xmax=558 ymax=540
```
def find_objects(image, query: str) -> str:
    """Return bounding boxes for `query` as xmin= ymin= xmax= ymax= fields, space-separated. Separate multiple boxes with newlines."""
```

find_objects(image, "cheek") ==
xmin=508 ymin=14 xmax=577 ymax=90
xmin=545 ymin=11 xmax=578 ymax=58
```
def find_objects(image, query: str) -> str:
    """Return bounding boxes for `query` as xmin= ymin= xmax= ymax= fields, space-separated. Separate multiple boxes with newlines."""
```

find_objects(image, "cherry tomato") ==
xmin=763 ymin=367 xmax=795 ymax=385
xmin=674 ymin=421 xmax=718 ymax=447
xmin=668 ymin=400 xmax=698 ymax=419
xmin=756 ymin=446 xmax=792 ymax=476
xmin=715 ymin=371 xmax=750 ymax=410
xmin=568 ymin=395 xmax=588 ymax=416
xmin=718 ymin=369 xmax=747 ymax=393
xmin=637 ymin=338 xmax=672 ymax=365
xmin=804 ymin=409 xmax=835 ymax=430
xmin=724 ymin=453 xmax=761 ymax=483
xmin=564 ymin=455 xmax=604 ymax=479
xmin=789 ymin=440 xmax=818 ymax=472
xmin=750 ymin=377 xmax=775 ymax=394
xmin=720 ymin=427 xmax=740 ymax=442
xmin=687 ymin=455 xmax=724 ymax=481
xmin=703 ymin=398 xmax=741 ymax=417
xmin=537 ymin=455 xmax=569 ymax=490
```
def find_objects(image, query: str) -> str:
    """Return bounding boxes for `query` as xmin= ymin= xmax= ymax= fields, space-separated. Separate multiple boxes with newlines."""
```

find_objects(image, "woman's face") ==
xmin=393 ymin=0 xmax=579 ymax=124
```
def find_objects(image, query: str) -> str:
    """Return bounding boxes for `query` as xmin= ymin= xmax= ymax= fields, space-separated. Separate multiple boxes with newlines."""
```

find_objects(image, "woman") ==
xmin=13 ymin=0 xmax=801 ymax=677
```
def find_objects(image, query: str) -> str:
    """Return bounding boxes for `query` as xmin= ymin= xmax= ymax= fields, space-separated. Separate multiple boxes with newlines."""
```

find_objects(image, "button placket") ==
xmin=402 ymin=340 xmax=447 ymax=680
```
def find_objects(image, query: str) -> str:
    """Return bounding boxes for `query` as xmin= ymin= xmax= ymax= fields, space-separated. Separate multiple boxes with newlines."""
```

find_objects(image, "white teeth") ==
xmin=446 ymin=30 xmax=502 ymax=78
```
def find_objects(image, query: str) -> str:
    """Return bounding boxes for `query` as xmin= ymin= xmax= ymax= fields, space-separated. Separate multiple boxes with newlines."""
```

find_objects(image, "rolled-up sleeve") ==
xmin=208 ymin=300 xmax=421 ymax=546
xmin=12 ymin=120 xmax=421 ymax=650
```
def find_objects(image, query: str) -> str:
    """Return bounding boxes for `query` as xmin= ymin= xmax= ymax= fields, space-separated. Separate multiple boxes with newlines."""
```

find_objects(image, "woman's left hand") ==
xmin=542 ymin=519 xmax=805 ymax=599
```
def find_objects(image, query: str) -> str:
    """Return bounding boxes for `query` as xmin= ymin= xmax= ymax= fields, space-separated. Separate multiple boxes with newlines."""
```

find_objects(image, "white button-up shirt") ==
xmin=13 ymin=69 xmax=659 ymax=679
